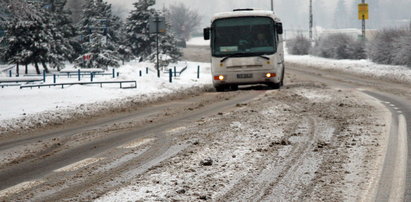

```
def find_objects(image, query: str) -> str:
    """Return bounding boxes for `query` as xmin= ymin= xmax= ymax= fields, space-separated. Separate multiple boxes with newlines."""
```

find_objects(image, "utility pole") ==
xmin=271 ymin=0 xmax=274 ymax=11
xmin=155 ymin=13 xmax=160 ymax=78
xmin=362 ymin=0 xmax=366 ymax=39
xmin=309 ymin=0 xmax=313 ymax=40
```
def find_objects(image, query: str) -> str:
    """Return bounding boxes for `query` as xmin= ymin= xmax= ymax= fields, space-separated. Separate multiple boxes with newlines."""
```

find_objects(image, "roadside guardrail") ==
xmin=20 ymin=80 xmax=137 ymax=89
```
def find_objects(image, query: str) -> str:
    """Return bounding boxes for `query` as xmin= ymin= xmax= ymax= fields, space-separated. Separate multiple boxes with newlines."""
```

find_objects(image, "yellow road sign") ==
xmin=358 ymin=3 xmax=369 ymax=20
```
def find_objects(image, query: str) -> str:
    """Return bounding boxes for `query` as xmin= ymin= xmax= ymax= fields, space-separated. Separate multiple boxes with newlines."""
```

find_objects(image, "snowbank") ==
xmin=285 ymin=55 xmax=411 ymax=84
xmin=0 ymin=60 xmax=212 ymax=130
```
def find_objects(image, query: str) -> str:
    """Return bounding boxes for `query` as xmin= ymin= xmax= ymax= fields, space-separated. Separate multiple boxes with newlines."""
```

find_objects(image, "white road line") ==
xmin=389 ymin=115 xmax=408 ymax=202
xmin=0 ymin=180 xmax=45 ymax=198
xmin=393 ymin=107 xmax=399 ymax=110
xmin=389 ymin=104 xmax=396 ymax=107
xmin=54 ymin=158 xmax=104 ymax=172
xmin=117 ymin=138 xmax=155 ymax=149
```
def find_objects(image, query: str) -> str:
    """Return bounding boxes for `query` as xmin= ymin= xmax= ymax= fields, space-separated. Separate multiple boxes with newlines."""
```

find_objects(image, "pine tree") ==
xmin=43 ymin=5 xmax=78 ymax=71
xmin=2 ymin=0 xmax=77 ymax=73
xmin=125 ymin=0 xmax=156 ymax=60
xmin=334 ymin=0 xmax=348 ymax=28
xmin=75 ymin=0 xmax=121 ymax=69
xmin=117 ymin=25 xmax=134 ymax=65
xmin=2 ymin=2 xmax=46 ymax=74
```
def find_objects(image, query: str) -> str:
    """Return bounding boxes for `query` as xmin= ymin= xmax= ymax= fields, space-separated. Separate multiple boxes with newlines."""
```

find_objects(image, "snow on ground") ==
xmin=0 ymin=60 xmax=212 ymax=129
xmin=186 ymin=37 xmax=209 ymax=46
xmin=285 ymin=54 xmax=411 ymax=84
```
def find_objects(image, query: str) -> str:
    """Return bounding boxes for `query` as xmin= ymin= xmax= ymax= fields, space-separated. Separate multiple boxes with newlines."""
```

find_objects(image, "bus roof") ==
xmin=211 ymin=9 xmax=281 ymax=23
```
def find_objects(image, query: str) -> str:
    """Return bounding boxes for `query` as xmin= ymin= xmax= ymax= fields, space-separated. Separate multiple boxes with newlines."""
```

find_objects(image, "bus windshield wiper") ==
xmin=220 ymin=53 xmax=248 ymax=63
xmin=257 ymin=55 xmax=270 ymax=60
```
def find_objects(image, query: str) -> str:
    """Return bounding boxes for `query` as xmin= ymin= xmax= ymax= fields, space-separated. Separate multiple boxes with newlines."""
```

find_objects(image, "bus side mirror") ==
xmin=203 ymin=27 xmax=210 ymax=40
xmin=276 ymin=23 xmax=283 ymax=35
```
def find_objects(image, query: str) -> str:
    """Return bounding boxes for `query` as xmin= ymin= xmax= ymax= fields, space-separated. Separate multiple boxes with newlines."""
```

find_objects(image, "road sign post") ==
xmin=358 ymin=2 xmax=368 ymax=40
xmin=149 ymin=14 xmax=166 ymax=78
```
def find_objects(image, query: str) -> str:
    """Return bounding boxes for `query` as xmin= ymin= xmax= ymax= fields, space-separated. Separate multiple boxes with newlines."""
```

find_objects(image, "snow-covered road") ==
xmin=1 ymin=44 xmax=411 ymax=201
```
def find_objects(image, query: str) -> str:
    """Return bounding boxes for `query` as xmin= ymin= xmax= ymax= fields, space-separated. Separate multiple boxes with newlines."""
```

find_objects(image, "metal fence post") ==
xmin=112 ymin=69 xmax=115 ymax=78
xmin=169 ymin=69 xmax=172 ymax=83
xmin=146 ymin=67 xmax=149 ymax=74
xmin=117 ymin=72 xmax=120 ymax=77
xmin=78 ymin=69 xmax=81 ymax=81
xmin=9 ymin=70 xmax=12 ymax=77
xmin=53 ymin=74 xmax=56 ymax=84
xmin=197 ymin=65 xmax=200 ymax=79
xmin=43 ymin=70 xmax=46 ymax=82
xmin=90 ymin=72 xmax=94 ymax=82
xmin=174 ymin=66 xmax=177 ymax=77
xmin=139 ymin=70 xmax=142 ymax=77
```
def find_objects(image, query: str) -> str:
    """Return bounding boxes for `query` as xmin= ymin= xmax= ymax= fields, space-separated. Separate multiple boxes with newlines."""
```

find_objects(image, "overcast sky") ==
xmin=107 ymin=0 xmax=411 ymax=30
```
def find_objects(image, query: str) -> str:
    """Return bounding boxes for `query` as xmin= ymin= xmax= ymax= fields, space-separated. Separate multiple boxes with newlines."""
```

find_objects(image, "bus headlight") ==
xmin=265 ymin=73 xmax=276 ymax=78
xmin=214 ymin=75 xmax=225 ymax=81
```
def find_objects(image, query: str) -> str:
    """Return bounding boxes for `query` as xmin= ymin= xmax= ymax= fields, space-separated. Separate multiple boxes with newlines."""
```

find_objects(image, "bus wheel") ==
xmin=268 ymin=82 xmax=281 ymax=89
xmin=215 ymin=85 xmax=227 ymax=92
xmin=230 ymin=85 xmax=238 ymax=91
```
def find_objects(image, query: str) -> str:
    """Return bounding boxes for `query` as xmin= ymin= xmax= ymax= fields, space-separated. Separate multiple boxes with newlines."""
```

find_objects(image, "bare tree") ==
xmin=166 ymin=3 xmax=201 ymax=41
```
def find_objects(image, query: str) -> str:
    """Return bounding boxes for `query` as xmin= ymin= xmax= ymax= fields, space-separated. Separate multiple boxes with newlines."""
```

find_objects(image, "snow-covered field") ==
xmin=285 ymin=55 xmax=411 ymax=85
xmin=0 ymin=61 xmax=212 ymax=130
xmin=187 ymin=37 xmax=209 ymax=46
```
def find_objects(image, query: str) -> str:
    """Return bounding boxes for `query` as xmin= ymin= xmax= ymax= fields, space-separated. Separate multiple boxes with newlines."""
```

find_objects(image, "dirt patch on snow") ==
xmin=93 ymin=84 xmax=387 ymax=201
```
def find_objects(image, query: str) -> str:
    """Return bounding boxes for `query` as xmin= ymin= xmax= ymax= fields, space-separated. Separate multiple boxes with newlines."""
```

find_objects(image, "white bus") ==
xmin=204 ymin=9 xmax=285 ymax=91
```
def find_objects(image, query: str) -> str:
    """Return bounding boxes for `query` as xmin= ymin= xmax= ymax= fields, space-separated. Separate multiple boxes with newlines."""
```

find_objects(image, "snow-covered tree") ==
xmin=43 ymin=6 xmax=78 ymax=71
xmin=117 ymin=25 xmax=134 ymax=65
xmin=367 ymin=29 xmax=405 ymax=65
xmin=1 ymin=0 xmax=77 ymax=73
xmin=75 ymin=0 xmax=121 ymax=69
xmin=393 ymin=31 xmax=411 ymax=67
xmin=1 ymin=1 xmax=46 ymax=74
xmin=368 ymin=28 xmax=411 ymax=67
xmin=287 ymin=34 xmax=311 ymax=55
xmin=312 ymin=33 xmax=365 ymax=59
xmin=125 ymin=0 xmax=156 ymax=60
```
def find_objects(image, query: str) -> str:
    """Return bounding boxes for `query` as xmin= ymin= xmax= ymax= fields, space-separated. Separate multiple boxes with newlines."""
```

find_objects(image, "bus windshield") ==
xmin=212 ymin=17 xmax=276 ymax=57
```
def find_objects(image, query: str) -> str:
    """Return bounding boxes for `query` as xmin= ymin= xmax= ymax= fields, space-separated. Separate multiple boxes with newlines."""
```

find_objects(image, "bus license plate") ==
xmin=237 ymin=74 xmax=253 ymax=79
